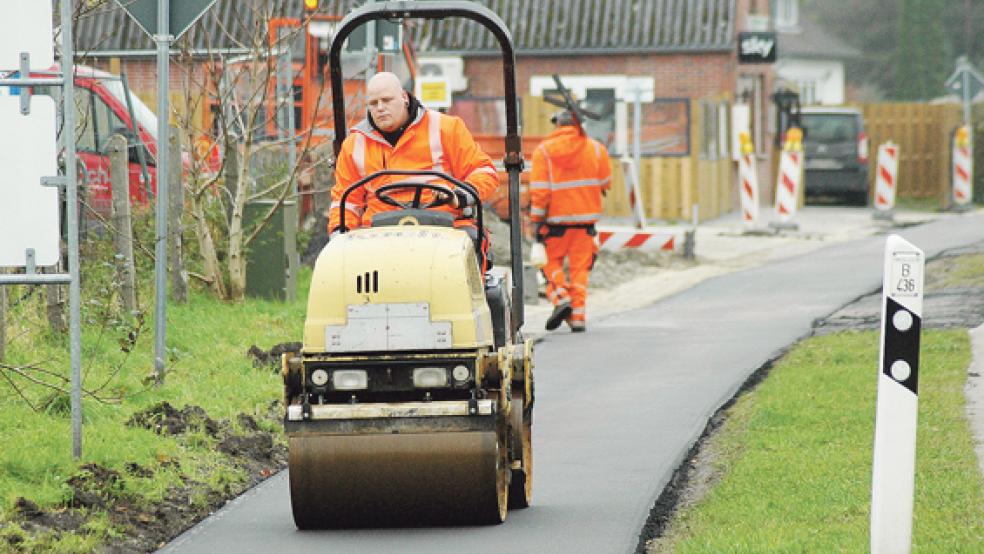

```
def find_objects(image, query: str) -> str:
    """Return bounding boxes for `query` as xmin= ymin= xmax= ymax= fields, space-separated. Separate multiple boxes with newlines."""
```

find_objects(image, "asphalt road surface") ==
xmin=160 ymin=212 xmax=984 ymax=554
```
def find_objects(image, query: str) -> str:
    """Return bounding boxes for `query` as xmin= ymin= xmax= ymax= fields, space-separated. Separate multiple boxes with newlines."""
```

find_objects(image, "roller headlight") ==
xmin=412 ymin=367 xmax=449 ymax=388
xmin=332 ymin=369 xmax=368 ymax=391
xmin=309 ymin=369 xmax=329 ymax=387
xmin=451 ymin=364 xmax=470 ymax=383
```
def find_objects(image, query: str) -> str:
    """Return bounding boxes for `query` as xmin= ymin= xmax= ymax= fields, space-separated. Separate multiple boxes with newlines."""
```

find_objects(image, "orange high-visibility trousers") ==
xmin=543 ymin=227 xmax=597 ymax=327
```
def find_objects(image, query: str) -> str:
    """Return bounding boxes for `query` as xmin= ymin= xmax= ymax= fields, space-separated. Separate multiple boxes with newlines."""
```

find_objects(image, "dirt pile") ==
xmin=7 ymin=400 xmax=287 ymax=553
xmin=247 ymin=342 xmax=303 ymax=368
xmin=128 ymin=402 xmax=220 ymax=436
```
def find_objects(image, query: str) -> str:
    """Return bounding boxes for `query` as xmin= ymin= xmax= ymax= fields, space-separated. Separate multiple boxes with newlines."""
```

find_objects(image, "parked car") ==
xmin=5 ymin=65 xmax=216 ymax=218
xmin=800 ymin=106 xmax=869 ymax=205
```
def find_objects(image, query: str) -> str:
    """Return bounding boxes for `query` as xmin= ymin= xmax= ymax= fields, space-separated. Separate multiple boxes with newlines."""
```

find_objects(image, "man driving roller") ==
xmin=328 ymin=72 xmax=499 ymax=268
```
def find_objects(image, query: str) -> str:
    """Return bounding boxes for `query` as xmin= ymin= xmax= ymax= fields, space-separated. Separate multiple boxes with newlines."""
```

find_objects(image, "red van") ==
xmin=5 ymin=65 xmax=167 ymax=215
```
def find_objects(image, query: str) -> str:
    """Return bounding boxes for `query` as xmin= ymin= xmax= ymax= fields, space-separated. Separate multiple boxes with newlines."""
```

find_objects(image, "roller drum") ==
xmin=289 ymin=430 xmax=507 ymax=528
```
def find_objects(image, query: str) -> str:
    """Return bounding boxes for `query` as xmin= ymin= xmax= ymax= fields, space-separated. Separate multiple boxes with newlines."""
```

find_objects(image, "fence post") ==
xmin=109 ymin=134 xmax=137 ymax=314
xmin=45 ymin=267 xmax=66 ymax=334
xmin=0 ymin=278 xmax=6 ymax=362
xmin=168 ymin=126 xmax=188 ymax=303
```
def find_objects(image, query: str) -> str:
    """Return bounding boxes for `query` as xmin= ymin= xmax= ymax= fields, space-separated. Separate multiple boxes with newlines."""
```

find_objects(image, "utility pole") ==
xmin=152 ymin=0 xmax=172 ymax=382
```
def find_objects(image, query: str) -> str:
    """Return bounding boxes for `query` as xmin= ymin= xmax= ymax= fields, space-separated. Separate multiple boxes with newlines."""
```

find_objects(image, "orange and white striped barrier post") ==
xmin=619 ymin=156 xmax=647 ymax=228
xmin=737 ymin=132 xmax=761 ymax=230
xmin=770 ymin=127 xmax=803 ymax=231
xmin=952 ymin=125 xmax=973 ymax=211
xmin=873 ymin=141 xmax=899 ymax=220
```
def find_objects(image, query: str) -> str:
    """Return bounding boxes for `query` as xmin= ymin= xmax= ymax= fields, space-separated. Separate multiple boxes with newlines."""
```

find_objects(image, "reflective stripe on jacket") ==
xmin=329 ymin=108 xmax=499 ymax=232
xmin=529 ymin=126 xmax=612 ymax=225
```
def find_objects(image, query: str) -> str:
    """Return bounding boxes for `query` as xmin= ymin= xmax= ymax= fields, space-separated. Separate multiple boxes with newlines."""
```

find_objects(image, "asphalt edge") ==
xmin=633 ymin=241 xmax=981 ymax=552
xmin=632 ymin=345 xmax=793 ymax=553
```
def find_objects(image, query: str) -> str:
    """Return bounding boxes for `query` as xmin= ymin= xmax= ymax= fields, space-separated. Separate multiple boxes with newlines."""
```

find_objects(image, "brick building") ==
xmin=73 ymin=0 xmax=781 ymax=214
xmin=74 ymin=0 xmax=774 ymax=151
xmin=412 ymin=0 xmax=776 ymax=164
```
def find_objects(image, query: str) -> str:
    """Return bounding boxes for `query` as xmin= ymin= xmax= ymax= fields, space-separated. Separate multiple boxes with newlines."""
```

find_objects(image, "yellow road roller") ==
xmin=282 ymin=1 xmax=532 ymax=528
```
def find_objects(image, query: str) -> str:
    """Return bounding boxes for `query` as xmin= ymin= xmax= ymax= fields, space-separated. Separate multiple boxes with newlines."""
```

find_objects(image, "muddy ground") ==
xmin=639 ymin=240 xmax=984 ymax=553
xmin=4 ymin=354 xmax=289 ymax=553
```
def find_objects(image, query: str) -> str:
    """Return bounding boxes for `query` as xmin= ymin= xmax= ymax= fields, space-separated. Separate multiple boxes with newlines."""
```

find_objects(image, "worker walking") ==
xmin=328 ymin=72 xmax=499 ymax=269
xmin=531 ymin=110 xmax=612 ymax=332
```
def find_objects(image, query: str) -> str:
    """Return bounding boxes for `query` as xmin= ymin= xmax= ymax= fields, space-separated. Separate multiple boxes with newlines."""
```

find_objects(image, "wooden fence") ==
xmin=859 ymin=102 xmax=962 ymax=205
xmin=522 ymin=94 xmax=734 ymax=223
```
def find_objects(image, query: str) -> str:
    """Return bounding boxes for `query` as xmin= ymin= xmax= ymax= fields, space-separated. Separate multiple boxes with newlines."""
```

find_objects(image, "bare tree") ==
xmin=170 ymin=2 xmax=334 ymax=301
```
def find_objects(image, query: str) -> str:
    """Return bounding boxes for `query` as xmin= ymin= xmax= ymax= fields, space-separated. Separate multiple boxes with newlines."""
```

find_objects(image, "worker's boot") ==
xmin=570 ymin=320 xmax=586 ymax=333
xmin=545 ymin=300 xmax=572 ymax=331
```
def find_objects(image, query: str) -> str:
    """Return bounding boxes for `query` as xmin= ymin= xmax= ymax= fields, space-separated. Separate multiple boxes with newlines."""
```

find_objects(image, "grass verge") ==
xmin=0 ymin=263 xmax=309 ymax=551
xmin=652 ymin=329 xmax=984 ymax=552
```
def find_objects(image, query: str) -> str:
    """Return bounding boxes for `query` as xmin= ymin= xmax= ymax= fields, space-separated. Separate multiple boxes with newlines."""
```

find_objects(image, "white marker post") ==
xmin=871 ymin=234 xmax=924 ymax=554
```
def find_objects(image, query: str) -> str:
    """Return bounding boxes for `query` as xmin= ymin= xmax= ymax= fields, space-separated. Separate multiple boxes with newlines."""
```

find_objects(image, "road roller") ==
xmin=281 ymin=1 xmax=532 ymax=528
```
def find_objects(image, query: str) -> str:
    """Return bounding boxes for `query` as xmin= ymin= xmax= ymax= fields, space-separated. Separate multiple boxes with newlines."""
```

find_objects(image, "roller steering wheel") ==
xmin=374 ymin=182 xmax=456 ymax=210
xmin=337 ymin=169 xmax=481 ymax=235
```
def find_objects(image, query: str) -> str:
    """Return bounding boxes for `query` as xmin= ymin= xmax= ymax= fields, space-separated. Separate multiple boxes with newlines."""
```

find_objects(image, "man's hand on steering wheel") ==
xmin=451 ymin=188 xmax=474 ymax=209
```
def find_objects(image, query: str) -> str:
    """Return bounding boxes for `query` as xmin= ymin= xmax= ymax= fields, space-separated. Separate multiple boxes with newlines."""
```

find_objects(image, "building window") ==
xmin=737 ymin=74 xmax=765 ymax=156
xmin=700 ymin=101 xmax=719 ymax=160
xmin=583 ymin=88 xmax=617 ymax=152
xmin=775 ymin=0 xmax=799 ymax=30
xmin=718 ymin=102 xmax=730 ymax=159
xmin=797 ymin=80 xmax=816 ymax=105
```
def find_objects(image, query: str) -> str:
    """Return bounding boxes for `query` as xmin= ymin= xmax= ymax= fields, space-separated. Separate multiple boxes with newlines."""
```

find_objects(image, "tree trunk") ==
xmin=168 ymin=127 xmax=188 ymax=303
xmin=109 ymin=134 xmax=137 ymax=314
xmin=0 ymin=279 xmax=6 ymax=362
xmin=190 ymin=197 xmax=226 ymax=299
xmin=228 ymin=130 xmax=254 ymax=301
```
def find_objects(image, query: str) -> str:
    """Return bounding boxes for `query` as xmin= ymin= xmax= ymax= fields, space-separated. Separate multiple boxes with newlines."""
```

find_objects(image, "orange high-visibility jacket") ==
xmin=529 ymin=126 xmax=612 ymax=225
xmin=329 ymin=108 xmax=499 ymax=232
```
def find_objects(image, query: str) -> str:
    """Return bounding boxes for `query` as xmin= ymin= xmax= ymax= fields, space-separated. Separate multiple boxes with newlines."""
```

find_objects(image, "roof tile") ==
xmin=72 ymin=0 xmax=735 ymax=56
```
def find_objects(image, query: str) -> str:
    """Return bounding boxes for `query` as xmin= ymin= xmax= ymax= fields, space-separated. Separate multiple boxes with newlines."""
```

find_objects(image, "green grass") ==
xmin=658 ymin=330 xmax=984 ymax=552
xmin=928 ymin=254 xmax=984 ymax=290
xmin=0 ymin=250 xmax=310 ymax=549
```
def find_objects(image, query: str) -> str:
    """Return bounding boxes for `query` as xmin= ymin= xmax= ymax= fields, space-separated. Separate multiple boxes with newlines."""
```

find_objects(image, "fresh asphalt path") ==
xmin=160 ymin=213 xmax=984 ymax=554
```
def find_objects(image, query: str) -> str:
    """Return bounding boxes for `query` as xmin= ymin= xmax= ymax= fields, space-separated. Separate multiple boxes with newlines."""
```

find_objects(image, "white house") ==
xmin=774 ymin=0 xmax=859 ymax=105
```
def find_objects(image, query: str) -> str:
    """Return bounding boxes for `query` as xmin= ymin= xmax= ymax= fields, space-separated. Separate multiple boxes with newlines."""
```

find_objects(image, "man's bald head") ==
xmin=367 ymin=72 xmax=410 ymax=132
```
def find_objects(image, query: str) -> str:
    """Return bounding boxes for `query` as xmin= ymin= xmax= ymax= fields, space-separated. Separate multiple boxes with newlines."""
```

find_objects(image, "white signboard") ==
xmin=0 ymin=0 xmax=53 ymax=70
xmin=0 ymin=95 xmax=59 ymax=266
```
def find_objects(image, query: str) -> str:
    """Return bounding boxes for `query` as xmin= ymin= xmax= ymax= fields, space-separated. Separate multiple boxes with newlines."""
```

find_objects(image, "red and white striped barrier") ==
xmin=773 ymin=149 xmax=802 ymax=225
xmin=873 ymin=142 xmax=899 ymax=214
xmin=619 ymin=156 xmax=647 ymax=229
xmin=952 ymin=126 xmax=973 ymax=208
xmin=737 ymin=133 xmax=760 ymax=229
xmin=596 ymin=225 xmax=689 ymax=255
